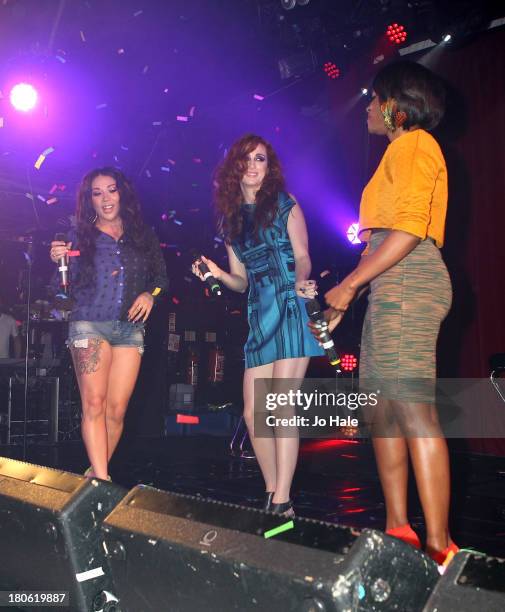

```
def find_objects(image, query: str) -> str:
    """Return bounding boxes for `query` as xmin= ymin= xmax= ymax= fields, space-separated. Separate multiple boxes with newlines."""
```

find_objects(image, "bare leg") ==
xmin=271 ymin=357 xmax=310 ymax=504
xmin=105 ymin=346 xmax=142 ymax=461
xmin=395 ymin=402 xmax=452 ymax=554
xmin=243 ymin=363 xmax=276 ymax=492
xmin=369 ymin=400 xmax=409 ymax=530
xmin=71 ymin=338 xmax=112 ymax=480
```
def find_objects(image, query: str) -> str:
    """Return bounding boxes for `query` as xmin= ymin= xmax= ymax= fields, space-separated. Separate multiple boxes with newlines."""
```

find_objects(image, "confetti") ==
xmin=214 ymin=236 xmax=223 ymax=243
xmin=145 ymin=170 xmax=151 ymax=178
xmin=189 ymin=105 xmax=196 ymax=117
xmin=163 ymin=88 xmax=169 ymax=93
xmin=50 ymin=184 xmax=58 ymax=194
xmin=161 ymin=213 xmax=168 ymax=221
xmin=133 ymin=9 xmax=143 ymax=17
xmin=193 ymin=158 xmax=202 ymax=163
xmin=96 ymin=103 xmax=107 ymax=109
xmin=161 ymin=166 xmax=171 ymax=172
xmin=167 ymin=159 xmax=176 ymax=165
xmin=56 ymin=55 xmax=66 ymax=63
xmin=152 ymin=121 xmax=162 ymax=126
xmin=173 ymin=219 xmax=182 ymax=225
xmin=176 ymin=116 xmax=189 ymax=122
xmin=0 ymin=117 xmax=3 ymax=128
xmin=34 ymin=155 xmax=46 ymax=170
xmin=320 ymin=270 xmax=330 ymax=278
xmin=120 ymin=145 xmax=129 ymax=151
xmin=37 ymin=195 xmax=46 ymax=202
xmin=25 ymin=193 xmax=34 ymax=200
xmin=117 ymin=48 xmax=125 ymax=55
xmin=142 ymin=65 xmax=149 ymax=74
xmin=46 ymin=197 xmax=58 ymax=205
xmin=264 ymin=520 xmax=294 ymax=539
xmin=172 ymin=297 xmax=180 ymax=304
xmin=80 ymin=30 xmax=86 ymax=42
xmin=253 ymin=94 xmax=265 ymax=101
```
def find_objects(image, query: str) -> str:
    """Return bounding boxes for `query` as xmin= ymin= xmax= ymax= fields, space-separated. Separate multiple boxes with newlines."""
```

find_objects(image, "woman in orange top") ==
xmin=312 ymin=61 xmax=458 ymax=565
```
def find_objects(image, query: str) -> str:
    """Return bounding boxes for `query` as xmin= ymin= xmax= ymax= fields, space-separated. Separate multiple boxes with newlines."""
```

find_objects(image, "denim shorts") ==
xmin=67 ymin=320 xmax=145 ymax=354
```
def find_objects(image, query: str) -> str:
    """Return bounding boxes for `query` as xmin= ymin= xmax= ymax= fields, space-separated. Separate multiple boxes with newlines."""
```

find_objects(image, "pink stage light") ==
xmin=10 ymin=83 xmax=38 ymax=112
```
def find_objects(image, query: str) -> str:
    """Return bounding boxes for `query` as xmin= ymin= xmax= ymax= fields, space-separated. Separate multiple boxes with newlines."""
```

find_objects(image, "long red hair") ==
xmin=214 ymin=134 xmax=286 ymax=242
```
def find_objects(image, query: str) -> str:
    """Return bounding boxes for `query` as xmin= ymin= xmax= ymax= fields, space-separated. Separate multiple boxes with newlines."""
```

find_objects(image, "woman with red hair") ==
xmin=193 ymin=134 xmax=322 ymax=516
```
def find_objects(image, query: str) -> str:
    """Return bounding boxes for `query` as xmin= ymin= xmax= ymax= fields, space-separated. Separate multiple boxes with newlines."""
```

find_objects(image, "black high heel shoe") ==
xmin=263 ymin=492 xmax=275 ymax=511
xmin=270 ymin=500 xmax=295 ymax=518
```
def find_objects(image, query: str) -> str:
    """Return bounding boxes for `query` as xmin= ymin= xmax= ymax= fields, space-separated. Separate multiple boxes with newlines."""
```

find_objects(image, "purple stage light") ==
xmin=346 ymin=223 xmax=361 ymax=245
xmin=10 ymin=83 xmax=38 ymax=112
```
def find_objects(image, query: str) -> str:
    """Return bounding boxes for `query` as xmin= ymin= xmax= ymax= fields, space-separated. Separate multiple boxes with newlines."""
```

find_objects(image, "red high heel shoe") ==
xmin=428 ymin=541 xmax=459 ymax=566
xmin=386 ymin=523 xmax=421 ymax=549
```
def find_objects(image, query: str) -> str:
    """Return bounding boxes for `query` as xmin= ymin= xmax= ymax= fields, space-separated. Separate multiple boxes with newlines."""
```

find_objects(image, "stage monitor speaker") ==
xmin=0 ymin=457 xmax=127 ymax=612
xmin=423 ymin=550 xmax=505 ymax=611
xmin=102 ymin=485 xmax=439 ymax=612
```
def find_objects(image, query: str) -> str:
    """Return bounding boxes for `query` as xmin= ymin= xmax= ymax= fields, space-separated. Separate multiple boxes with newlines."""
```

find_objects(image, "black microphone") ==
xmin=192 ymin=252 xmax=222 ymax=296
xmin=54 ymin=232 xmax=69 ymax=294
xmin=305 ymin=298 xmax=340 ymax=367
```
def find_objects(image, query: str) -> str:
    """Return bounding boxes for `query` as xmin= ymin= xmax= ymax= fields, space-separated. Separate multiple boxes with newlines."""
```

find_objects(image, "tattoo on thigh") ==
xmin=72 ymin=338 xmax=103 ymax=375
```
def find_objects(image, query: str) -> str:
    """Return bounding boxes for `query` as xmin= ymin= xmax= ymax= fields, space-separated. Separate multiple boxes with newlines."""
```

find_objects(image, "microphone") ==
xmin=305 ymin=298 xmax=340 ymax=367
xmin=192 ymin=252 xmax=222 ymax=296
xmin=54 ymin=232 xmax=69 ymax=294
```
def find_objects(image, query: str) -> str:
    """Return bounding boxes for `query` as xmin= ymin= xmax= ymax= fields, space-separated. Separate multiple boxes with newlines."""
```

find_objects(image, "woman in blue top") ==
xmin=193 ymin=134 xmax=322 ymax=515
xmin=50 ymin=167 xmax=168 ymax=480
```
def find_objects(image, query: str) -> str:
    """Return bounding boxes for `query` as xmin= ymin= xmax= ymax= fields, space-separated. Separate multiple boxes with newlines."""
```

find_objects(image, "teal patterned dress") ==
xmin=231 ymin=192 xmax=324 ymax=368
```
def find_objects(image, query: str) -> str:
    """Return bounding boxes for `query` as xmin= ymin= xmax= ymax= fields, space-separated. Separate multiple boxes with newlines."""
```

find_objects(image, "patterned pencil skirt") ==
xmin=359 ymin=230 xmax=452 ymax=403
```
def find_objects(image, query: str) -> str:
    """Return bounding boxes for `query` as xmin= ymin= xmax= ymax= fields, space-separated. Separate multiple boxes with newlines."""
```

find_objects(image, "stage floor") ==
xmin=1 ymin=435 xmax=504 ymax=559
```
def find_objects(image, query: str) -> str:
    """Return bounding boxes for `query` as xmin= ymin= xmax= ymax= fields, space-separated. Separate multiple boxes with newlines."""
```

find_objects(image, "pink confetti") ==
xmin=0 ymin=117 xmax=3 ymax=128
xmin=46 ymin=197 xmax=58 ymax=205
xmin=189 ymin=106 xmax=196 ymax=116
xmin=117 ymin=48 xmax=125 ymax=55
xmin=253 ymin=94 xmax=265 ymax=101
xmin=37 ymin=195 xmax=46 ymax=202
xmin=167 ymin=159 xmax=176 ymax=165
xmin=80 ymin=30 xmax=86 ymax=42
xmin=172 ymin=297 xmax=180 ymax=304
xmin=161 ymin=166 xmax=171 ymax=172
xmin=176 ymin=116 xmax=188 ymax=122
xmin=49 ymin=184 xmax=58 ymax=194
xmin=192 ymin=158 xmax=202 ymax=163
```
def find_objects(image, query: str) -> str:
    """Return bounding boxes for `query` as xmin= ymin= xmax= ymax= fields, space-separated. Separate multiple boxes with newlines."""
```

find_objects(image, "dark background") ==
xmin=1 ymin=0 xmax=504 ymax=453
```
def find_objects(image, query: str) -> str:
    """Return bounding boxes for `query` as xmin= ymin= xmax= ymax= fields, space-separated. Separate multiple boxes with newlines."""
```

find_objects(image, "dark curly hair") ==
xmin=373 ymin=60 xmax=446 ymax=131
xmin=214 ymin=134 xmax=286 ymax=242
xmin=74 ymin=167 xmax=150 ymax=287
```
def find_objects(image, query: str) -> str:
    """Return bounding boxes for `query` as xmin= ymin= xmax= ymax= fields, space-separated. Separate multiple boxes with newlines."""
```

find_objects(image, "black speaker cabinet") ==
xmin=102 ymin=485 xmax=439 ymax=611
xmin=423 ymin=550 xmax=505 ymax=611
xmin=0 ymin=457 xmax=127 ymax=612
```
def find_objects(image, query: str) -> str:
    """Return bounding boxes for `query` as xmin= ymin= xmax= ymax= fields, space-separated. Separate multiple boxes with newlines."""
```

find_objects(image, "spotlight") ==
xmin=323 ymin=61 xmax=340 ymax=79
xmin=442 ymin=33 xmax=452 ymax=42
xmin=361 ymin=87 xmax=368 ymax=95
xmin=341 ymin=354 xmax=358 ymax=372
xmin=9 ymin=83 xmax=38 ymax=112
xmin=280 ymin=0 xmax=296 ymax=9
xmin=346 ymin=223 xmax=361 ymax=245
xmin=386 ymin=23 xmax=407 ymax=45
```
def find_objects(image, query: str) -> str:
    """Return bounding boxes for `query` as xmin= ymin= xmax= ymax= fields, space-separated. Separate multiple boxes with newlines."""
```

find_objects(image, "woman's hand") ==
xmin=128 ymin=292 xmax=154 ymax=322
xmin=295 ymin=279 xmax=318 ymax=299
xmin=49 ymin=240 xmax=72 ymax=263
xmin=324 ymin=279 xmax=358 ymax=314
xmin=308 ymin=307 xmax=344 ymax=342
xmin=191 ymin=255 xmax=223 ymax=281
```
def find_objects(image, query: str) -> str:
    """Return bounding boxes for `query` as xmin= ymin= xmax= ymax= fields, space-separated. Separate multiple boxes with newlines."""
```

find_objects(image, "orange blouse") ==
xmin=359 ymin=129 xmax=448 ymax=248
